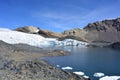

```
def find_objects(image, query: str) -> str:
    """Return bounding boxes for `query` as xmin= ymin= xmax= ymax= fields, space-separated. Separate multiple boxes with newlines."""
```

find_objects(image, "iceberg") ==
xmin=100 ymin=76 xmax=120 ymax=80
xmin=61 ymin=66 xmax=73 ymax=70
xmin=56 ymin=65 xmax=60 ymax=67
xmin=84 ymin=75 xmax=89 ymax=78
xmin=73 ymin=71 xmax=85 ymax=76
xmin=94 ymin=72 xmax=105 ymax=77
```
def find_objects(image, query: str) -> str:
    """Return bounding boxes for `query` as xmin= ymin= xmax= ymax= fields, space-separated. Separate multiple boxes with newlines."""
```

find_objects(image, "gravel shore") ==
xmin=0 ymin=40 xmax=90 ymax=80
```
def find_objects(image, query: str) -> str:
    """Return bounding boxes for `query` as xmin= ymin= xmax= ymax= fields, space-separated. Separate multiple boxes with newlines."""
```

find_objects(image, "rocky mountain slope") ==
xmin=15 ymin=26 xmax=63 ymax=38
xmin=62 ymin=18 xmax=120 ymax=44
xmin=83 ymin=18 xmax=120 ymax=43
xmin=15 ymin=18 xmax=120 ymax=46
xmin=0 ymin=40 xmax=89 ymax=80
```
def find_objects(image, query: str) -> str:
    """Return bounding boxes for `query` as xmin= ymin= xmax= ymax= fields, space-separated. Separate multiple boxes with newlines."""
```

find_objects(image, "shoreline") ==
xmin=0 ymin=40 xmax=89 ymax=80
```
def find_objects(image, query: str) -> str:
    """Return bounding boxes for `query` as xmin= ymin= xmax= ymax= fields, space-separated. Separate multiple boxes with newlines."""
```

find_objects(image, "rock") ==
xmin=62 ymin=28 xmax=88 ymax=42
xmin=0 ymin=40 xmax=88 ymax=80
xmin=15 ymin=26 xmax=63 ymax=38
xmin=105 ymin=42 xmax=120 ymax=49
xmin=62 ymin=17 xmax=120 ymax=47
xmin=15 ymin=26 xmax=39 ymax=33
xmin=38 ymin=29 xmax=62 ymax=38
xmin=83 ymin=18 xmax=120 ymax=43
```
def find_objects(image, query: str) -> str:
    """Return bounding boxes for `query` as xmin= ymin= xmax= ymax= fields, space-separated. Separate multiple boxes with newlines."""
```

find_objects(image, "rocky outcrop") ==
xmin=38 ymin=29 xmax=63 ymax=38
xmin=62 ymin=18 xmax=120 ymax=44
xmin=15 ymin=18 xmax=120 ymax=45
xmin=105 ymin=42 xmax=120 ymax=49
xmin=15 ymin=26 xmax=62 ymax=38
xmin=61 ymin=28 xmax=88 ymax=42
xmin=15 ymin=26 xmax=39 ymax=33
xmin=0 ymin=40 xmax=88 ymax=80
xmin=83 ymin=18 xmax=120 ymax=43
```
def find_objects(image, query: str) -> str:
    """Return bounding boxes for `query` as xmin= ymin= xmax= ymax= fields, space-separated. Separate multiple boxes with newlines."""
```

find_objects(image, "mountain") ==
xmin=15 ymin=26 xmax=63 ymax=38
xmin=15 ymin=26 xmax=39 ymax=33
xmin=83 ymin=18 xmax=120 ymax=43
xmin=0 ymin=28 xmax=88 ymax=47
xmin=62 ymin=18 xmax=120 ymax=44
xmin=14 ymin=17 xmax=120 ymax=47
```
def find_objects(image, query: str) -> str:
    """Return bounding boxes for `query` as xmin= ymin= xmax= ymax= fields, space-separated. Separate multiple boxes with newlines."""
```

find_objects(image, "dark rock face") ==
xmin=106 ymin=42 xmax=120 ymax=49
xmin=62 ymin=18 xmax=120 ymax=43
xmin=84 ymin=18 xmax=120 ymax=31
xmin=83 ymin=18 xmax=120 ymax=43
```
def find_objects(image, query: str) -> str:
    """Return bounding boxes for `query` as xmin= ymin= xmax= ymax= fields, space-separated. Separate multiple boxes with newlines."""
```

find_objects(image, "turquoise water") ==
xmin=45 ymin=46 xmax=120 ymax=80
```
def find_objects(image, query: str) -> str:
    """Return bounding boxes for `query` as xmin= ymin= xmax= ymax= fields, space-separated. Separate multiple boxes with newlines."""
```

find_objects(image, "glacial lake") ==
xmin=44 ymin=46 xmax=120 ymax=80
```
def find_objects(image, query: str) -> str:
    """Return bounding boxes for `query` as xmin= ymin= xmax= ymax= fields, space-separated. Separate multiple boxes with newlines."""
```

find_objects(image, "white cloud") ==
xmin=32 ymin=1 xmax=120 ymax=31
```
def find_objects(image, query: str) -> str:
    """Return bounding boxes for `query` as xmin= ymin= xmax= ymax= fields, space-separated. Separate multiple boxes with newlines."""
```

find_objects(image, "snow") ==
xmin=0 ymin=28 xmax=12 ymax=32
xmin=61 ymin=66 xmax=73 ymax=70
xmin=100 ymin=76 xmax=120 ymax=80
xmin=0 ymin=28 xmax=88 ymax=47
xmin=0 ymin=28 xmax=53 ymax=47
xmin=73 ymin=71 xmax=85 ymax=76
xmin=94 ymin=72 xmax=105 ymax=77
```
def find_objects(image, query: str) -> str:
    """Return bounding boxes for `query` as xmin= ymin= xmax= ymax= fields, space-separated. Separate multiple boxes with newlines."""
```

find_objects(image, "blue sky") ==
xmin=0 ymin=0 xmax=120 ymax=32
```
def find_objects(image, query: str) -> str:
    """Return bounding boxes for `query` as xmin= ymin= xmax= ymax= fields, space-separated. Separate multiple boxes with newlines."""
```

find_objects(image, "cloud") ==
xmin=32 ymin=1 xmax=120 ymax=31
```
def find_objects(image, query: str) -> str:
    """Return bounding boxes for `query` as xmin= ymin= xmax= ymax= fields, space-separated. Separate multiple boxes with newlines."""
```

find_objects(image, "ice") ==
xmin=94 ymin=72 xmax=105 ymax=77
xmin=61 ymin=66 xmax=73 ymax=70
xmin=0 ymin=28 xmax=88 ymax=47
xmin=57 ymin=39 xmax=88 ymax=47
xmin=84 ymin=75 xmax=89 ymax=78
xmin=73 ymin=71 xmax=85 ymax=76
xmin=100 ymin=76 xmax=120 ymax=80
xmin=56 ymin=65 xmax=60 ymax=67
xmin=0 ymin=29 xmax=53 ymax=47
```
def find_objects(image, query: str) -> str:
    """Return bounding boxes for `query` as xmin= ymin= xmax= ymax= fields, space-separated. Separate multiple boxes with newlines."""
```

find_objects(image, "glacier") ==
xmin=0 ymin=28 xmax=88 ymax=47
xmin=100 ymin=76 xmax=120 ymax=80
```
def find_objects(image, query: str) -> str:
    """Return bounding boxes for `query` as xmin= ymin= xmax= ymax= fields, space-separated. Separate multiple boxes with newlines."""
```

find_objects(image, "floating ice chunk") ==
xmin=99 ymin=76 xmax=120 ymax=80
xmin=94 ymin=72 xmax=105 ymax=77
xmin=56 ymin=65 xmax=60 ymax=67
xmin=62 ymin=66 xmax=73 ymax=70
xmin=73 ymin=71 xmax=85 ymax=76
xmin=84 ymin=75 xmax=89 ymax=78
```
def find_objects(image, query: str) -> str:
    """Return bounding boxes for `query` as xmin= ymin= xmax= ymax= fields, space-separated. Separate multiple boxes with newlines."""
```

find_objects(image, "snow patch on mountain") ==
xmin=0 ymin=28 xmax=88 ymax=47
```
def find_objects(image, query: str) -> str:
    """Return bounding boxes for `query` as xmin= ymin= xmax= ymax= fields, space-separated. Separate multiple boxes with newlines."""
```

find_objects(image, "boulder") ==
xmin=15 ymin=26 xmax=39 ymax=33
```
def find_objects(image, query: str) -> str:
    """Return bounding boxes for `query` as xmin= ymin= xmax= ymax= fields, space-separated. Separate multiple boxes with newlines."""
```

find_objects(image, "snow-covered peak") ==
xmin=0 ymin=28 xmax=12 ymax=32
